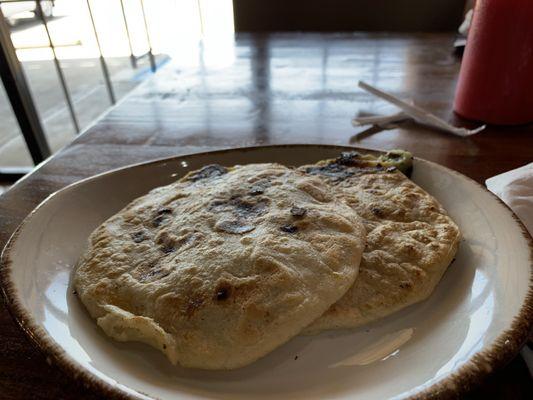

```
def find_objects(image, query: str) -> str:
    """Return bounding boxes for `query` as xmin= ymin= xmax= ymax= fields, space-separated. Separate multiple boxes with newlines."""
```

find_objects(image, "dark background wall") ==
xmin=233 ymin=0 xmax=466 ymax=32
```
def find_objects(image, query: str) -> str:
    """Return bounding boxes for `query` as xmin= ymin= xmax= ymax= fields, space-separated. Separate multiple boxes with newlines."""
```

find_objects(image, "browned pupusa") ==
xmin=300 ymin=152 xmax=461 ymax=333
xmin=74 ymin=163 xmax=366 ymax=369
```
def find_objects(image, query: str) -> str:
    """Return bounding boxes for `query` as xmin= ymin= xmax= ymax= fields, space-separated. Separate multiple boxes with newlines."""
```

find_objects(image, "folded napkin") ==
xmin=486 ymin=163 xmax=533 ymax=235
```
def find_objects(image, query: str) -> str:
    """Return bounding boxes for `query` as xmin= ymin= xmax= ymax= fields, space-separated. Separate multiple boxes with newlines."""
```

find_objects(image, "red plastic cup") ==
xmin=454 ymin=0 xmax=533 ymax=125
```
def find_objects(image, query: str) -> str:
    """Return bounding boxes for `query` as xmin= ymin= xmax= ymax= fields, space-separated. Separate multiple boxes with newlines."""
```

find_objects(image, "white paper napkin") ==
xmin=487 ymin=163 xmax=533 ymax=360
xmin=486 ymin=163 xmax=533 ymax=235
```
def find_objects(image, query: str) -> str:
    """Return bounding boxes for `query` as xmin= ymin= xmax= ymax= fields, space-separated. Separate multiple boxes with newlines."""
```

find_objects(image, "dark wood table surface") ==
xmin=1 ymin=33 xmax=532 ymax=399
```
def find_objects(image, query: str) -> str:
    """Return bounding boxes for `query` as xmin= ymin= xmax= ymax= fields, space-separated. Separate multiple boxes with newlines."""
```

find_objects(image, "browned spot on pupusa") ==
xmin=280 ymin=224 xmax=298 ymax=233
xmin=305 ymin=163 xmax=355 ymax=181
xmin=290 ymin=206 xmax=307 ymax=217
xmin=234 ymin=198 xmax=269 ymax=218
xmin=213 ymin=276 xmax=260 ymax=307
xmin=371 ymin=207 xmax=384 ymax=217
xmin=305 ymin=154 xmax=394 ymax=183
xmin=249 ymin=185 xmax=265 ymax=196
xmin=131 ymin=230 xmax=147 ymax=243
xmin=211 ymin=195 xmax=270 ymax=234
xmin=186 ymin=164 xmax=228 ymax=182
xmin=155 ymin=231 xmax=176 ymax=253
xmin=152 ymin=207 xmax=173 ymax=227
xmin=156 ymin=230 xmax=202 ymax=253
xmin=184 ymin=297 xmax=204 ymax=318
xmin=248 ymin=178 xmax=272 ymax=196
xmin=211 ymin=196 xmax=270 ymax=217
xmin=133 ymin=264 xmax=171 ymax=283
xmin=214 ymin=283 xmax=234 ymax=301
xmin=216 ymin=220 xmax=255 ymax=234
xmin=161 ymin=244 xmax=175 ymax=254
xmin=399 ymin=282 xmax=413 ymax=289
xmin=411 ymin=232 xmax=431 ymax=244
xmin=336 ymin=151 xmax=361 ymax=166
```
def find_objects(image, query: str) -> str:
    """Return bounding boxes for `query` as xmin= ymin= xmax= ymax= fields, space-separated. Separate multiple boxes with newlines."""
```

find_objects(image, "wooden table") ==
xmin=1 ymin=33 xmax=532 ymax=399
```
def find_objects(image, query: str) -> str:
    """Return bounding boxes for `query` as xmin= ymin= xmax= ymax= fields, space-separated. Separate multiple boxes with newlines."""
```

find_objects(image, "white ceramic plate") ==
xmin=2 ymin=145 xmax=532 ymax=400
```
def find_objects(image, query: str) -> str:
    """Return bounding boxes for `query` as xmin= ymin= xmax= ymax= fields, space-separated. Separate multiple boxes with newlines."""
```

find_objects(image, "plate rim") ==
xmin=1 ymin=144 xmax=532 ymax=400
